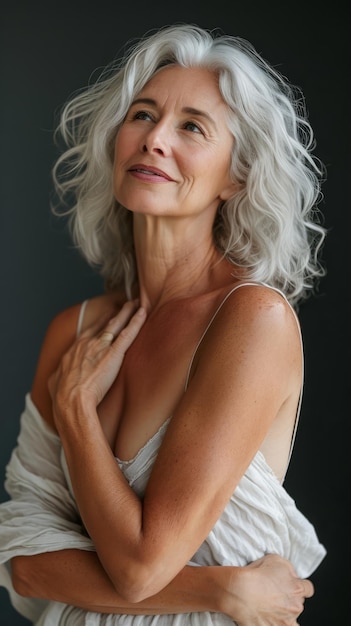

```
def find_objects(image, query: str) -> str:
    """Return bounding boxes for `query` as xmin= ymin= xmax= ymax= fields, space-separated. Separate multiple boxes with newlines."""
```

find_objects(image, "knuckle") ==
xmin=117 ymin=326 xmax=132 ymax=342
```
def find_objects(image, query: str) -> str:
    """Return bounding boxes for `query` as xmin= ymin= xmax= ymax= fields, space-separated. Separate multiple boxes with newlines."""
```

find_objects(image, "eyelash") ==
xmin=133 ymin=111 xmax=153 ymax=121
xmin=183 ymin=121 xmax=203 ymax=134
xmin=131 ymin=110 xmax=205 ymax=136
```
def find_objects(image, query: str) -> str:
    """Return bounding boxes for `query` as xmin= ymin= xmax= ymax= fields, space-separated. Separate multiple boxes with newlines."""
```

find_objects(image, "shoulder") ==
xmin=216 ymin=282 xmax=299 ymax=333
xmin=41 ymin=290 xmax=125 ymax=348
xmin=220 ymin=283 xmax=301 ymax=356
xmin=31 ymin=290 xmax=126 ymax=429
xmin=194 ymin=282 xmax=301 ymax=377
xmin=185 ymin=283 xmax=302 ymax=425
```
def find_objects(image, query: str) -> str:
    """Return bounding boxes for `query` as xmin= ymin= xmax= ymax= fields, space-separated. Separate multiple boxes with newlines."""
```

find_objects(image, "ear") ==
xmin=219 ymin=180 xmax=241 ymax=201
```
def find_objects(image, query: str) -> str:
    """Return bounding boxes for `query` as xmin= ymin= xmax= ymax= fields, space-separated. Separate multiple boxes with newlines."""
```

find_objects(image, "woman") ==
xmin=0 ymin=23 xmax=326 ymax=625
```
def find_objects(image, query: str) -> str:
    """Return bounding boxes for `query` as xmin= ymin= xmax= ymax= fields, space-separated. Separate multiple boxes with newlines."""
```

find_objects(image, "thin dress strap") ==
xmin=183 ymin=282 xmax=304 ymax=477
xmin=76 ymin=299 xmax=88 ymax=338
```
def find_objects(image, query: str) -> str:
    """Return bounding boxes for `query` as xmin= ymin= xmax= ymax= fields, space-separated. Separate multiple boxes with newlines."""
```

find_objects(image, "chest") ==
xmin=97 ymin=302 xmax=210 ymax=460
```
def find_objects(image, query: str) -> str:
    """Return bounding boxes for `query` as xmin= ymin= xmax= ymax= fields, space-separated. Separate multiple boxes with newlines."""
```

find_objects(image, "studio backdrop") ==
xmin=1 ymin=2 xmax=348 ymax=624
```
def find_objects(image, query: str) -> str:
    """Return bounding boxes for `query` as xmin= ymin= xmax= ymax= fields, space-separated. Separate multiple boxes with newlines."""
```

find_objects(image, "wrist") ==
xmin=197 ymin=566 xmax=226 ymax=613
xmin=53 ymin=386 xmax=98 ymax=437
xmin=210 ymin=565 xmax=247 ymax=621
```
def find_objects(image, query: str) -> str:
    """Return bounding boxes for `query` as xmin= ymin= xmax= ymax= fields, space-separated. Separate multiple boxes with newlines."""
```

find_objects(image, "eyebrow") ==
xmin=130 ymin=98 xmax=217 ymax=129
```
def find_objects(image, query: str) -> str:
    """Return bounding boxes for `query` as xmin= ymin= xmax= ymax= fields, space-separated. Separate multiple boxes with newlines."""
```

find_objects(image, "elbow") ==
xmin=11 ymin=556 xmax=36 ymax=597
xmin=110 ymin=562 xmax=164 ymax=603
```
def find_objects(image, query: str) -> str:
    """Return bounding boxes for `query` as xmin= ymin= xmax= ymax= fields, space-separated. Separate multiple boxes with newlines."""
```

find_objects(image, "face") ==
xmin=113 ymin=65 xmax=237 ymax=221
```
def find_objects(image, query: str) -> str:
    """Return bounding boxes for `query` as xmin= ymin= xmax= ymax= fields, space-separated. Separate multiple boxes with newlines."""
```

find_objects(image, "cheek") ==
xmin=114 ymin=124 xmax=134 ymax=159
xmin=113 ymin=132 xmax=124 ymax=164
xmin=112 ymin=152 xmax=124 ymax=200
xmin=113 ymin=134 xmax=129 ymax=184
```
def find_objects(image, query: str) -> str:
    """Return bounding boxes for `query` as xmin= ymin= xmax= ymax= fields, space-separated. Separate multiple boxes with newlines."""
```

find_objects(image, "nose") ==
xmin=142 ymin=121 xmax=171 ymax=156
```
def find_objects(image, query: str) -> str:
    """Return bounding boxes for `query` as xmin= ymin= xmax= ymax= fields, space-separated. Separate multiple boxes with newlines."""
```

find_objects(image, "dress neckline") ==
xmin=110 ymin=282 xmax=303 ymax=476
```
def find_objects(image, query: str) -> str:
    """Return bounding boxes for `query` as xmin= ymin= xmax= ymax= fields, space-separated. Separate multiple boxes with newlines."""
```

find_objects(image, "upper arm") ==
xmin=30 ymin=303 xmax=83 ymax=430
xmin=30 ymin=292 xmax=124 ymax=430
xmin=142 ymin=287 xmax=301 ymax=564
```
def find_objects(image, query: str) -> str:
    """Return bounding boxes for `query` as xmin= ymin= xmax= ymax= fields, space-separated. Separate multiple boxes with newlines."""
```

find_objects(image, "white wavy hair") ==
xmin=52 ymin=23 xmax=327 ymax=307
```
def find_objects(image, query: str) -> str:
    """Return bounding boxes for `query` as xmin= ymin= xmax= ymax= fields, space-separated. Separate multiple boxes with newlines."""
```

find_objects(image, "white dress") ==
xmin=0 ymin=284 xmax=326 ymax=625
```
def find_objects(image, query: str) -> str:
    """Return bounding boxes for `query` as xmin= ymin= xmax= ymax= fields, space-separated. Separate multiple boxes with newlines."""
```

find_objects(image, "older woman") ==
xmin=0 ymin=23 xmax=326 ymax=626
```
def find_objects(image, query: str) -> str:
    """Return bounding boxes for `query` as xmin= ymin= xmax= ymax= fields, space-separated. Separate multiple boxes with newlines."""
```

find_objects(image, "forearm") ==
xmin=51 ymin=311 xmax=218 ymax=601
xmin=12 ymin=549 xmax=230 ymax=616
xmin=12 ymin=550 xmax=313 ymax=624
xmin=57 ymin=398 xmax=165 ymax=600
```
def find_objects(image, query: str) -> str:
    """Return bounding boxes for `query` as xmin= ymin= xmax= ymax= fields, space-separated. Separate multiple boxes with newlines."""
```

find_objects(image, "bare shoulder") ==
xmin=30 ymin=290 xmax=125 ymax=429
xmin=30 ymin=301 xmax=85 ymax=429
xmin=185 ymin=283 xmax=302 ymax=468
xmin=217 ymin=283 xmax=299 ymax=335
xmin=194 ymin=283 xmax=301 ymax=375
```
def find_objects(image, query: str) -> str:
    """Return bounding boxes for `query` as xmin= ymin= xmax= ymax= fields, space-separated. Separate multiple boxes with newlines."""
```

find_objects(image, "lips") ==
xmin=128 ymin=164 xmax=173 ymax=181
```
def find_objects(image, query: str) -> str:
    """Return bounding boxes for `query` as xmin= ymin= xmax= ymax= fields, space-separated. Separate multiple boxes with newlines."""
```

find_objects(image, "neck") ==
xmin=132 ymin=214 xmax=226 ymax=312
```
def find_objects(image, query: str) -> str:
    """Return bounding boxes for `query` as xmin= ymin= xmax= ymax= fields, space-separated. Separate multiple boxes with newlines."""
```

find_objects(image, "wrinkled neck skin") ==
xmin=132 ymin=212 xmax=231 ymax=313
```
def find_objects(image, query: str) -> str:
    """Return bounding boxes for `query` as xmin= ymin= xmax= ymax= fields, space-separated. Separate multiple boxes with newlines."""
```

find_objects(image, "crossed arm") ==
xmin=12 ymin=295 xmax=312 ymax=624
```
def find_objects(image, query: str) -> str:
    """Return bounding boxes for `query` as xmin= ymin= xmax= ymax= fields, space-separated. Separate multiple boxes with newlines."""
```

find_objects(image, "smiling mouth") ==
xmin=129 ymin=165 xmax=173 ymax=181
xmin=133 ymin=168 xmax=162 ymax=176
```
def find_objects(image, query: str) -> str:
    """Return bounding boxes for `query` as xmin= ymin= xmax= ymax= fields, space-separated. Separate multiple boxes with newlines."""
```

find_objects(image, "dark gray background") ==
xmin=1 ymin=1 xmax=348 ymax=624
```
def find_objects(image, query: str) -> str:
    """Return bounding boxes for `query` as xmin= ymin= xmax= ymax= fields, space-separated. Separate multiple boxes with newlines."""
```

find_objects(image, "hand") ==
xmin=221 ymin=554 xmax=314 ymax=626
xmin=49 ymin=300 xmax=147 ymax=425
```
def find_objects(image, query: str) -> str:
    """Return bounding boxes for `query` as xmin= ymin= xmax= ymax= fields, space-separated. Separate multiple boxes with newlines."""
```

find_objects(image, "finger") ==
xmin=95 ymin=301 xmax=143 ymax=350
xmin=86 ymin=300 xmax=140 ymax=344
xmin=79 ymin=299 xmax=140 ymax=340
xmin=98 ymin=331 xmax=115 ymax=344
xmin=89 ymin=307 xmax=146 ymax=397
xmin=301 ymin=578 xmax=314 ymax=598
xmin=103 ymin=300 xmax=141 ymax=337
xmin=110 ymin=306 xmax=146 ymax=355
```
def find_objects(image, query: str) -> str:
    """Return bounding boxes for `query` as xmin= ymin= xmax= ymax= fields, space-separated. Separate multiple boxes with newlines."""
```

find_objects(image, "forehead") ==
xmin=137 ymin=65 xmax=226 ymax=110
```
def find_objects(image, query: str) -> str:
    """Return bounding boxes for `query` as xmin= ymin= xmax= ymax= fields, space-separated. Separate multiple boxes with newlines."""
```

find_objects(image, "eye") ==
xmin=183 ymin=121 xmax=204 ymax=135
xmin=132 ymin=110 xmax=154 ymax=122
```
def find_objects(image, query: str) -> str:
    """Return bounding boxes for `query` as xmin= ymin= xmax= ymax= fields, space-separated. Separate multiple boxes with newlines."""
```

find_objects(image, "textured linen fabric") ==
xmin=0 ymin=284 xmax=327 ymax=624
